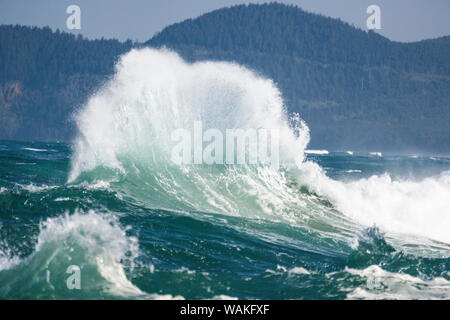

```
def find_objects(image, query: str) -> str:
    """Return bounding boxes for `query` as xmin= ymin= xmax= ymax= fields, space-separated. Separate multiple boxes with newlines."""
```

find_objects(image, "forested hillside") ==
xmin=149 ymin=3 xmax=449 ymax=75
xmin=148 ymin=3 xmax=450 ymax=153
xmin=0 ymin=25 xmax=132 ymax=140
xmin=1 ymin=3 xmax=449 ymax=153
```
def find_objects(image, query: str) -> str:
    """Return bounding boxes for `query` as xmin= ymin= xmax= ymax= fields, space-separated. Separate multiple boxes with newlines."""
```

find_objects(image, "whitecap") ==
xmin=346 ymin=265 xmax=450 ymax=300
xmin=305 ymin=150 xmax=329 ymax=155
xmin=369 ymin=152 xmax=382 ymax=157
xmin=22 ymin=147 xmax=48 ymax=152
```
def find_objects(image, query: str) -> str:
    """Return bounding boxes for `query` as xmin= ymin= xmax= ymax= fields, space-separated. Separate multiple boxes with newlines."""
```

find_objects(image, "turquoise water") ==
xmin=0 ymin=141 xmax=449 ymax=299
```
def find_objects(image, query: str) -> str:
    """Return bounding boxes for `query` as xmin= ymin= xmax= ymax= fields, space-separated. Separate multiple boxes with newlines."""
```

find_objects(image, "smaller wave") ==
xmin=22 ymin=147 xmax=49 ymax=152
xmin=369 ymin=152 xmax=382 ymax=157
xmin=345 ymin=265 xmax=450 ymax=300
xmin=54 ymin=197 xmax=71 ymax=202
xmin=265 ymin=265 xmax=311 ymax=276
xmin=346 ymin=151 xmax=354 ymax=155
xmin=345 ymin=170 xmax=362 ymax=173
xmin=0 ymin=246 xmax=21 ymax=271
xmin=0 ymin=210 xmax=188 ymax=299
xmin=37 ymin=210 xmax=144 ymax=297
xmin=305 ymin=150 xmax=329 ymax=155
xmin=74 ymin=180 xmax=112 ymax=191
xmin=0 ymin=184 xmax=54 ymax=194
xmin=15 ymin=183 xmax=57 ymax=193
xmin=288 ymin=267 xmax=311 ymax=275
xmin=209 ymin=295 xmax=239 ymax=300
xmin=298 ymin=162 xmax=450 ymax=244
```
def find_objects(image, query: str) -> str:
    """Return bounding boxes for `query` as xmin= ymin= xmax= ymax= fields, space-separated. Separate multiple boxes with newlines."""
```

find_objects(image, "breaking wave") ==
xmin=69 ymin=48 xmax=450 ymax=244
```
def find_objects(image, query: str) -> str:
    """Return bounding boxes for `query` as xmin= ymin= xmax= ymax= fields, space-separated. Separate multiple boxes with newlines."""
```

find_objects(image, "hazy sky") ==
xmin=0 ymin=0 xmax=449 ymax=42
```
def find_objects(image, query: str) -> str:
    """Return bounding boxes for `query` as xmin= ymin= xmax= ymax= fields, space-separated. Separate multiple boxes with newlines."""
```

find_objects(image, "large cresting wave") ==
xmin=69 ymin=48 xmax=450 ymax=244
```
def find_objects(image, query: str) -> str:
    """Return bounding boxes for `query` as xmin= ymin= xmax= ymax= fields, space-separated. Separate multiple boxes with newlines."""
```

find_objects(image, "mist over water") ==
xmin=0 ymin=48 xmax=449 ymax=299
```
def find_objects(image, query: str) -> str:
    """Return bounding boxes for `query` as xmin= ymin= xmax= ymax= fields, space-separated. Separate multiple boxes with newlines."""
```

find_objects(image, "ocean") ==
xmin=0 ymin=48 xmax=449 ymax=299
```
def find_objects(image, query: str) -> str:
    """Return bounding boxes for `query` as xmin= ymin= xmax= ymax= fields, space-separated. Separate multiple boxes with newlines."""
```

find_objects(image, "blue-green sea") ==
xmin=0 ymin=141 xmax=449 ymax=299
xmin=0 ymin=48 xmax=449 ymax=299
